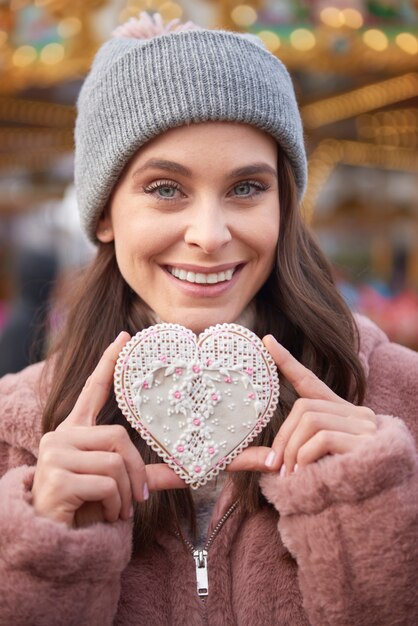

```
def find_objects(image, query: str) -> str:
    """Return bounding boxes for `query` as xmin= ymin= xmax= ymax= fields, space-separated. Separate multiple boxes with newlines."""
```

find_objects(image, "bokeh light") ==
xmin=231 ymin=5 xmax=258 ymax=28
xmin=40 ymin=43 xmax=65 ymax=65
xmin=290 ymin=29 xmax=316 ymax=52
xmin=363 ymin=29 xmax=388 ymax=52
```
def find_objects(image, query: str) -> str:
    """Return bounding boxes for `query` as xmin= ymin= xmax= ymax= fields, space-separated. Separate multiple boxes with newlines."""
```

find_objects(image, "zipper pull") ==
xmin=193 ymin=549 xmax=209 ymax=597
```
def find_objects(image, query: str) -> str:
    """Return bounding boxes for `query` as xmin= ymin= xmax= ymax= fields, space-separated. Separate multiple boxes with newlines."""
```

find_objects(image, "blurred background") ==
xmin=0 ymin=0 xmax=417 ymax=374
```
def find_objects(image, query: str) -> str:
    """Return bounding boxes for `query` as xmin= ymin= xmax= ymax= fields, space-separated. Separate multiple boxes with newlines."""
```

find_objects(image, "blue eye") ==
xmin=232 ymin=180 xmax=269 ymax=198
xmin=143 ymin=180 xmax=182 ymax=200
xmin=157 ymin=186 xmax=176 ymax=198
xmin=234 ymin=182 xmax=252 ymax=196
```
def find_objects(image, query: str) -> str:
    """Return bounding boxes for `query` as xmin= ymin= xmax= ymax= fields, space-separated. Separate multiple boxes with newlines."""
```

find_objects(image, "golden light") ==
xmin=290 ymin=28 xmax=316 ymax=52
xmin=58 ymin=17 xmax=82 ymax=39
xmin=40 ymin=43 xmax=65 ymax=65
xmin=363 ymin=29 xmax=388 ymax=52
xmin=341 ymin=8 xmax=363 ymax=29
xmin=119 ymin=6 xmax=142 ymax=22
xmin=320 ymin=7 xmax=343 ymax=28
xmin=12 ymin=45 xmax=37 ymax=67
xmin=0 ymin=31 xmax=8 ymax=46
xmin=231 ymin=5 xmax=258 ymax=28
xmin=396 ymin=33 xmax=418 ymax=55
xmin=159 ymin=2 xmax=183 ymax=22
xmin=257 ymin=31 xmax=280 ymax=53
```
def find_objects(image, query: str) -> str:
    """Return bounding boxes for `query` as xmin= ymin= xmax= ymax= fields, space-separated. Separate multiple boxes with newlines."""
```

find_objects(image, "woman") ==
xmin=0 ymin=13 xmax=416 ymax=626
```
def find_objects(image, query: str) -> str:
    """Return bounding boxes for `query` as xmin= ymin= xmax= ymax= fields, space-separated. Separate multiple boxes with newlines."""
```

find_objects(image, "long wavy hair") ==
xmin=41 ymin=151 xmax=366 ymax=551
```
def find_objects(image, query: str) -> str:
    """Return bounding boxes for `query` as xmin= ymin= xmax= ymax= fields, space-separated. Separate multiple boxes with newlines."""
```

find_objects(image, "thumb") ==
xmin=62 ymin=331 xmax=130 ymax=428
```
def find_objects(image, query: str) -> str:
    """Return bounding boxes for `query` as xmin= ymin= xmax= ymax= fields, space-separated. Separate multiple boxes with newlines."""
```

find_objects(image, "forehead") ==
xmin=126 ymin=122 xmax=278 ymax=172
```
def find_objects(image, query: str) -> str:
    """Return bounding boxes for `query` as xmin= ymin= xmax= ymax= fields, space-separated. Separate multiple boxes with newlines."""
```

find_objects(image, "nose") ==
xmin=184 ymin=203 xmax=232 ymax=254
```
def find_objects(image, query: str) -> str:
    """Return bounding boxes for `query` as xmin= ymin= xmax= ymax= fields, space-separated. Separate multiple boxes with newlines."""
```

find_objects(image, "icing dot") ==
xmin=224 ymin=376 xmax=232 ymax=384
xmin=211 ymin=393 xmax=219 ymax=402
xmin=177 ymin=445 xmax=184 ymax=453
xmin=193 ymin=418 xmax=201 ymax=426
xmin=175 ymin=368 xmax=183 ymax=376
xmin=248 ymin=392 xmax=256 ymax=400
xmin=192 ymin=365 xmax=201 ymax=373
xmin=174 ymin=391 xmax=182 ymax=399
xmin=194 ymin=466 xmax=201 ymax=473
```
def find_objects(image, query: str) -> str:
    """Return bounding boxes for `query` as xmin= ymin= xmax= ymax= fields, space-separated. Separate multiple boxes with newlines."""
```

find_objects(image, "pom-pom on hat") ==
xmin=75 ymin=12 xmax=307 ymax=243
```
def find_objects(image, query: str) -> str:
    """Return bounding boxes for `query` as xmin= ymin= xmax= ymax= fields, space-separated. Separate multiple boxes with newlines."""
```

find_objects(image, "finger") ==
xmin=69 ymin=474 xmax=122 ymax=524
xmin=283 ymin=413 xmax=378 ymax=473
xmin=64 ymin=331 xmax=130 ymax=427
xmin=38 ymin=471 xmax=122 ymax=525
xmin=226 ymin=446 xmax=281 ymax=472
xmin=295 ymin=430 xmax=371 ymax=469
xmin=51 ymin=424 xmax=146 ymax=504
xmin=145 ymin=463 xmax=188 ymax=491
xmin=263 ymin=335 xmax=345 ymax=403
xmin=271 ymin=398 xmax=356 ymax=463
xmin=46 ymin=448 xmax=135 ymax=520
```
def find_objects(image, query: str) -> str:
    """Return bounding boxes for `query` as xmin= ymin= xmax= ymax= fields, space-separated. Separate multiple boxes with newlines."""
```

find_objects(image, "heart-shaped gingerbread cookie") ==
xmin=114 ymin=323 xmax=279 ymax=488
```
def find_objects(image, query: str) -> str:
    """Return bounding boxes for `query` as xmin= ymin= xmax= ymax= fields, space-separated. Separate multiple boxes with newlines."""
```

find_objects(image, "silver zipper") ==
xmin=181 ymin=500 xmax=239 ymax=598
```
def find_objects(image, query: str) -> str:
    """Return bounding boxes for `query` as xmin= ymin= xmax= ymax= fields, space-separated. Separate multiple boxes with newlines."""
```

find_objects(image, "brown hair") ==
xmin=41 ymin=152 xmax=365 ymax=550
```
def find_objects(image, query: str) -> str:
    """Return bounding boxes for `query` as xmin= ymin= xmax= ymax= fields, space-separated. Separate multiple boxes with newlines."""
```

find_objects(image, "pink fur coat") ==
xmin=0 ymin=315 xmax=417 ymax=625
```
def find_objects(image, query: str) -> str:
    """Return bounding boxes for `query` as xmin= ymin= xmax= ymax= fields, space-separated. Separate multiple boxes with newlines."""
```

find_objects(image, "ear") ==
xmin=96 ymin=212 xmax=114 ymax=243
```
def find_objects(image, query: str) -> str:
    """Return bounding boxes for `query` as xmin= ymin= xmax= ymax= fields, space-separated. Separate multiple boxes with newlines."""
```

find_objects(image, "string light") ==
xmin=40 ymin=43 xmax=65 ymax=65
xmin=159 ymin=2 xmax=183 ymax=22
xmin=363 ymin=29 xmax=388 ymax=52
xmin=302 ymin=74 xmax=418 ymax=128
xmin=341 ymin=9 xmax=363 ymax=29
xmin=396 ymin=33 xmax=418 ymax=55
xmin=58 ymin=17 xmax=82 ymax=39
xmin=290 ymin=28 xmax=316 ymax=51
xmin=320 ymin=7 xmax=343 ymax=28
xmin=231 ymin=5 xmax=258 ymax=28
xmin=256 ymin=31 xmax=280 ymax=53
xmin=12 ymin=46 xmax=37 ymax=67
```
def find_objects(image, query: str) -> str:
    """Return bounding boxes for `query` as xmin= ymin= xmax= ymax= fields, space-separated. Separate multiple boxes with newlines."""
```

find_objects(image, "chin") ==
xmin=165 ymin=310 xmax=237 ymax=335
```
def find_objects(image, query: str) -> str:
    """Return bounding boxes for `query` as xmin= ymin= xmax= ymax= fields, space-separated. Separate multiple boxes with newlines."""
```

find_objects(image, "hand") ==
xmin=32 ymin=332 xmax=185 ymax=528
xmin=227 ymin=335 xmax=377 ymax=476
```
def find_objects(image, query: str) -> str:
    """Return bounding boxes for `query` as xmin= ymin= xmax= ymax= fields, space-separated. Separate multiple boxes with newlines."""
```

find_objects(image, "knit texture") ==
xmin=75 ymin=29 xmax=307 ymax=242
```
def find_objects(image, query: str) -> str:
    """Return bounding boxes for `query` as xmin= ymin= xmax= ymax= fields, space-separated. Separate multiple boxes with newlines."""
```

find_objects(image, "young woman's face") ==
xmin=98 ymin=122 xmax=280 ymax=334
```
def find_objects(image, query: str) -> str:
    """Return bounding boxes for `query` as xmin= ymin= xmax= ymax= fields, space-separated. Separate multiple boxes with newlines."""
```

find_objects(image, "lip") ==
xmin=162 ymin=263 xmax=244 ymax=297
xmin=165 ymin=262 xmax=242 ymax=274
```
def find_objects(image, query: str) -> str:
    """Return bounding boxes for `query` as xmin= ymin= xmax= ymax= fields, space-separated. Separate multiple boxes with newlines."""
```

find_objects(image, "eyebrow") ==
xmin=131 ymin=159 xmax=278 ymax=180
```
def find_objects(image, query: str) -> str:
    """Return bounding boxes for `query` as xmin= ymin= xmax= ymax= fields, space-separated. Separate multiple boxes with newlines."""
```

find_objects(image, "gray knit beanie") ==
xmin=75 ymin=14 xmax=307 ymax=242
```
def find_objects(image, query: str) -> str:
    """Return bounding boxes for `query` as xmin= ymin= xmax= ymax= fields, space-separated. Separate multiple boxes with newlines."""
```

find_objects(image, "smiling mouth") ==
xmin=166 ymin=266 xmax=240 ymax=285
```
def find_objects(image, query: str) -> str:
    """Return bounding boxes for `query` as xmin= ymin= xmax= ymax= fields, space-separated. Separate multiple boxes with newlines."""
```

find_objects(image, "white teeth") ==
xmin=168 ymin=267 xmax=235 ymax=284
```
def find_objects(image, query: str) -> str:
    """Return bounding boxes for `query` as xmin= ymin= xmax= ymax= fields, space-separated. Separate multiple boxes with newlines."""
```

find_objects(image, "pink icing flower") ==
xmin=206 ymin=358 xmax=212 ymax=366
xmin=175 ymin=368 xmax=183 ymax=376
xmin=174 ymin=391 xmax=182 ymax=399
xmin=224 ymin=376 xmax=232 ymax=384
xmin=194 ymin=466 xmax=201 ymax=473
xmin=246 ymin=367 xmax=253 ymax=375
xmin=211 ymin=393 xmax=219 ymax=402
xmin=142 ymin=382 xmax=149 ymax=389
xmin=248 ymin=392 xmax=256 ymax=400
xmin=177 ymin=445 xmax=184 ymax=453
xmin=208 ymin=447 xmax=215 ymax=455
xmin=192 ymin=365 xmax=201 ymax=374
xmin=193 ymin=418 xmax=201 ymax=426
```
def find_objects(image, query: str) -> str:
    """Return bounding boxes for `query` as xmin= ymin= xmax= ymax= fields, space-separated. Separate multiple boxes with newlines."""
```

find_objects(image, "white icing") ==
xmin=114 ymin=323 xmax=280 ymax=488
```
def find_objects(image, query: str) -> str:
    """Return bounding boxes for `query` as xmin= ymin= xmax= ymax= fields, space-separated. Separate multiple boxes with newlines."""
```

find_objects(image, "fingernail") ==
xmin=143 ymin=483 xmax=149 ymax=501
xmin=114 ymin=331 xmax=125 ymax=342
xmin=279 ymin=464 xmax=287 ymax=478
xmin=265 ymin=450 xmax=277 ymax=468
xmin=294 ymin=463 xmax=299 ymax=474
